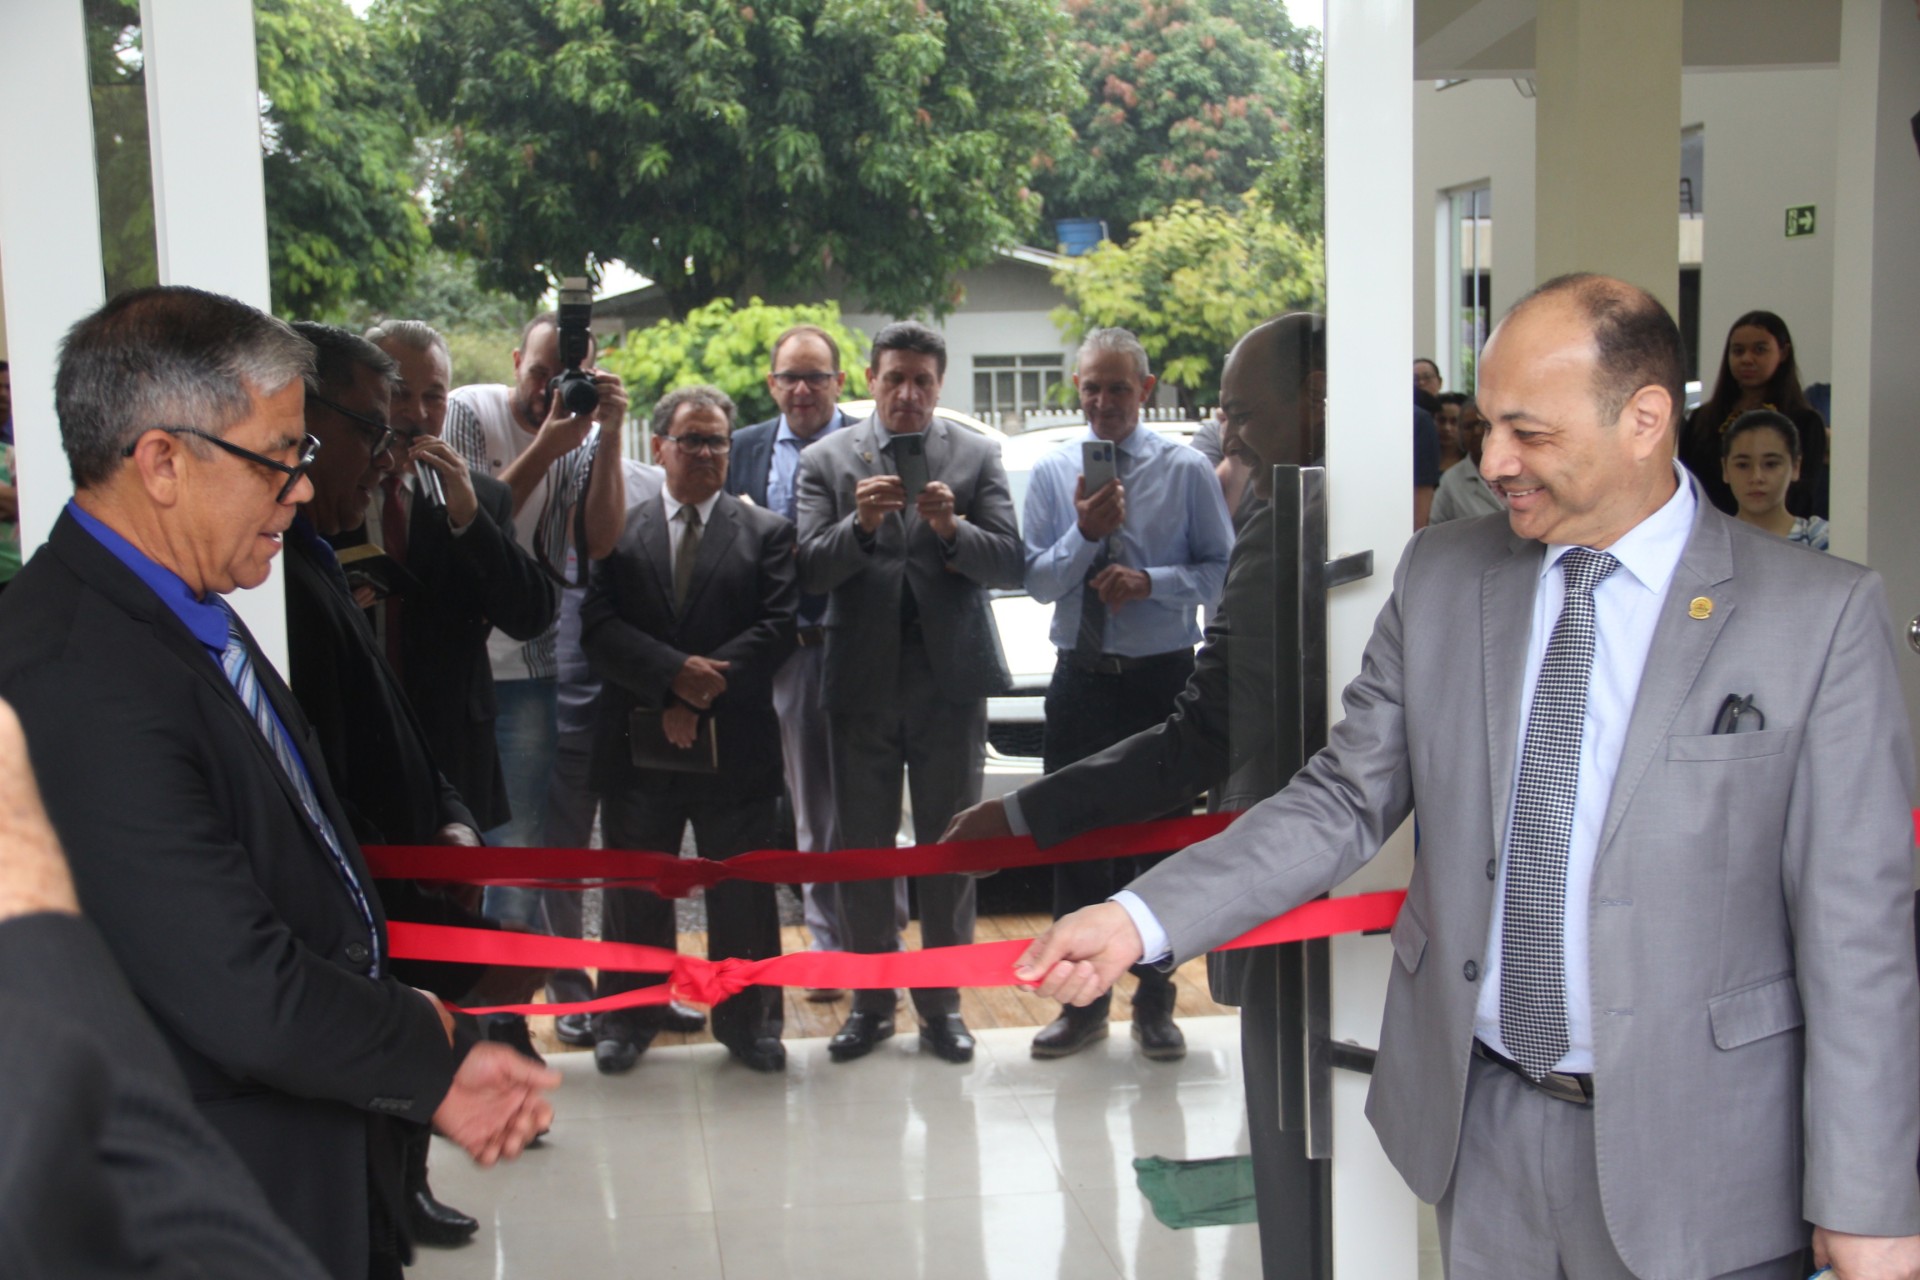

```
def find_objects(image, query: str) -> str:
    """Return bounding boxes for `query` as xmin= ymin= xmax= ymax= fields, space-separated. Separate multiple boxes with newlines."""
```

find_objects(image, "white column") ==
xmin=0 ymin=0 xmax=106 ymax=554
xmin=140 ymin=0 xmax=286 ymax=669
xmin=1534 ymin=0 xmax=1684 ymax=314
xmin=1831 ymin=0 xmax=1920 ymax=729
xmin=1324 ymin=0 xmax=1421 ymax=1275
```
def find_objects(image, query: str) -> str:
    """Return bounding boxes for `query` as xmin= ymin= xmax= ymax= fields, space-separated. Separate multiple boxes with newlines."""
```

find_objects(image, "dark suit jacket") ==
xmin=726 ymin=416 xmax=778 ymax=508
xmin=795 ymin=415 xmax=1024 ymax=711
xmin=0 ymin=911 xmax=328 ymax=1279
xmin=581 ymin=491 xmax=798 ymax=802
xmin=288 ymin=519 xmax=500 ymax=1003
xmin=0 ymin=511 xmax=463 ymax=1280
xmin=393 ymin=472 xmax=557 ymax=831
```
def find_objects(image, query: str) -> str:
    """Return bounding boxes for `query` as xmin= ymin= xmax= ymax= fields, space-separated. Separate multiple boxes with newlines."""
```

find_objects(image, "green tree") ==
xmin=256 ymin=0 xmax=431 ymax=317
xmin=599 ymin=298 xmax=871 ymax=427
xmin=380 ymin=0 xmax=1081 ymax=318
xmin=78 ymin=0 xmax=431 ymax=316
xmin=1032 ymin=0 xmax=1304 ymax=240
xmin=1254 ymin=30 xmax=1323 ymax=238
xmin=344 ymin=248 xmax=532 ymax=387
xmin=1053 ymin=194 xmax=1323 ymax=414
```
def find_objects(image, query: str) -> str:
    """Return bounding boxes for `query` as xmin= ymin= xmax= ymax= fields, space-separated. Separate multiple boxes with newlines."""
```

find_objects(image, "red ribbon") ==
xmin=362 ymin=812 xmax=1240 ymax=899
xmin=388 ymin=890 xmax=1407 ymax=1016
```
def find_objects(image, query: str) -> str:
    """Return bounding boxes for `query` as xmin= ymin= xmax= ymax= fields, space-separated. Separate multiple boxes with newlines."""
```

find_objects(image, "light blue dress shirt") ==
xmin=766 ymin=410 xmax=846 ymax=522
xmin=1022 ymin=424 xmax=1234 ymax=658
xmin=1115 ymin=465 xmax=1699 ymax=1047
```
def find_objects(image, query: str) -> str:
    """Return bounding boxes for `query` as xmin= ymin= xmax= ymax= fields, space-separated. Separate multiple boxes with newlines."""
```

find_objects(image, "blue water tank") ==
xmin=1055 ymin=218 xmax=1109 ymax=256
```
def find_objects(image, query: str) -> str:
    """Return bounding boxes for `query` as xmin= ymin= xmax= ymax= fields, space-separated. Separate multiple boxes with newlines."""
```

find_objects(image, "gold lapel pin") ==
xmin=1688 ymin=596 xmax=1713 ymax=620
xmin=861 ymin=450 xmax=873 ymax=463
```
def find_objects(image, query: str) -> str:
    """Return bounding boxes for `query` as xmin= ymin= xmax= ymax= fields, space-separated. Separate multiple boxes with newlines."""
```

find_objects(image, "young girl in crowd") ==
xmin=1720 ymin=409 xmax=1829 ymax=551
xmin=1681 ymin=310 xmax=1828 ymax=519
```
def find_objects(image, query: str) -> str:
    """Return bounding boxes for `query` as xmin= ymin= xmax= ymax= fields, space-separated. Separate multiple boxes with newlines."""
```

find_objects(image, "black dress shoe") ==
xmin=1130 ymin=1009 xmax=1187 ymax=1062
xmin=484 ymin=1015 xmax=546 ymax=1066
xmin=918 ymin=1013 xmax=976 ymax=1064
xmin=1030 ymin=1008 xmax=1111 ymax=1059
xmin=727 ymin=1035 xmax=787 ymax=1073
xmin=406 ymin=1186 xmax=478 ymax=1248
xmin=553 ymin=1012 xmax=593 ymax=1046
xmin=660 ymin=1000 xmax=708 ymax=1034
xmin=593 ymin=1027 xmax=655 ymax=1075
xmin=828 ymin=1011 xmax=896 ymax=1062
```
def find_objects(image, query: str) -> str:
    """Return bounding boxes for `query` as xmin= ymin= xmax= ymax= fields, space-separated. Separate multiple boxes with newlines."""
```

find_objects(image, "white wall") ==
xmin=1411 ymin=67 xmax=1841 ymax=389
xmin=1686 ymin=68 xmax=1840 ymax=387
xmin=1411 ymin=78 xmax=1537 ymax=388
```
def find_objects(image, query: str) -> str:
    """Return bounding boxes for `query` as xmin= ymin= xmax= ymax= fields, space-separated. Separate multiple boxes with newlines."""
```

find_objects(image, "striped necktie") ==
xmin=215 ymin=601 xmax=381 ymax=975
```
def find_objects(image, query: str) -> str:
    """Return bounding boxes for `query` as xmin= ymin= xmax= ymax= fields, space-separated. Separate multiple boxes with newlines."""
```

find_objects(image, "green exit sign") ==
xmin=1785 ymin=205 xmax=1817 ymax=237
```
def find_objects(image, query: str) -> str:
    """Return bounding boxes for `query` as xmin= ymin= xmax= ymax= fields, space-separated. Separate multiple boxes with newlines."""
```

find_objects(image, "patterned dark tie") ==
xmin=1499 ymin=547 xmax=1619 ymax=1078
xmin=673 ymin=503 xmax=703 ymax=610
xmin=215 ymin=601 xmax=380 ymax=974
xmin=1073 ymin=448 xmax=1126 ymax=660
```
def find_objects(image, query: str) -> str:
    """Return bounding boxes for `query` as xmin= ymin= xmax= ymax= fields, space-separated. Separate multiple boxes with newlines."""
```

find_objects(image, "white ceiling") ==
xmin=1413 ymin=0 xmax=1842 ymax=79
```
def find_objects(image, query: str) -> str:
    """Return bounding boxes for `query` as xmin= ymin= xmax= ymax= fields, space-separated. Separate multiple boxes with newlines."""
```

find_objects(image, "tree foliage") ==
xmin=76 ymin=0 xmax=429 ymax=317
xmin=256 ymin=0 xmax=431 ymax=317
xmin=344 ymin=248 xmax=532 ymax=387
xmin=380 ymin=0 xmax=1081 ymax=319
xmin=1053 ymin=193 xmax=1323 ymax=413
xmin=1031 ymin=0 xmax=1304 ymax=240
xmin=1254 ymin=29 xmax=1323 ymax=238
xmin=599 ymin=298 xmax=871 ymax=427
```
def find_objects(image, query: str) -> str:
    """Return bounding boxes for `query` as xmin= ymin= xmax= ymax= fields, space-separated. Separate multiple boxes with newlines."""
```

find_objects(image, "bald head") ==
xmin=1508 ymin=273 xmax=1686 ymax=440
xmin=1218 ymin=313 xmax=1328 ymax=494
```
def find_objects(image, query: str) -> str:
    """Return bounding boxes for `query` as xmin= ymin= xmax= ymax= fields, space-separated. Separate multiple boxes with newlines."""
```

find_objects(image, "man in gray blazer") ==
xmin=796 ymin=321 xmax=1025 ymax=1065
xmin=1018 ymin=275 xmax=1920 ymax=1279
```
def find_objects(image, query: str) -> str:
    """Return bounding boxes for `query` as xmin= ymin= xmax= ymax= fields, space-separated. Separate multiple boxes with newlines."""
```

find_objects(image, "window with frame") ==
xmin=1447 ymin=184 xmax=1492 ymax=394
xmin=972 ymin=354 xmax=1067 ymax=427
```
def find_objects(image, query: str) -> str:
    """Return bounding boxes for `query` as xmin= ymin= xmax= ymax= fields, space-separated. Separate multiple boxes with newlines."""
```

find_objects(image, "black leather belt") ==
xmin=1058 ymin=648 xmax=1188 ymax=676
xmin=795 ymin=626 xmax=826 ymax=648
xmin=1473 ymin=1038 xmax=1594 ymax=1106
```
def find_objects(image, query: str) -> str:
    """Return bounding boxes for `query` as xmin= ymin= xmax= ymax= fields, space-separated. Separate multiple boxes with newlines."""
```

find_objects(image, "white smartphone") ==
xmin=1082 ymin=439 xmax=1117 ymax=495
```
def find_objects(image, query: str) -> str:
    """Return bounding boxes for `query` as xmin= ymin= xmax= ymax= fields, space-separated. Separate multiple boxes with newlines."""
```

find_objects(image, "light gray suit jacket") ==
xmin=1130 ymin=491 xmax=1920 ymax=1278
xmin=795 ymin=415 xmax=1024 ymax=712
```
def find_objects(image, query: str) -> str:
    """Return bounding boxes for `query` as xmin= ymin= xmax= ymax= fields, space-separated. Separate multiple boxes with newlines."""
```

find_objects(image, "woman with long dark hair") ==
xmin=1680 ymin=310 xmax=1827 ymax=518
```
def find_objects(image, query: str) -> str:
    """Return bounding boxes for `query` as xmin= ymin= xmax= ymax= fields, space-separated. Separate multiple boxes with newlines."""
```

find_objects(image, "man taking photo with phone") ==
xmin=1003 ymin=327 xmax=1234 ymax=1062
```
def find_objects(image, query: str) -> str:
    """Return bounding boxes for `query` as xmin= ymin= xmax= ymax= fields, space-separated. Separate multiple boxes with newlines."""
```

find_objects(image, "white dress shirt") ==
xmin=661 ymin=488 xmax=724 ymax=567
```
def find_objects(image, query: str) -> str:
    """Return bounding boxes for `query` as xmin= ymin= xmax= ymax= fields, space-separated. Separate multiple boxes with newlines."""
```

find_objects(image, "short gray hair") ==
xmin=56 ymin=285 xmax=314 ymax=489
xmin=363 ymin=318 xmax=451 ymax=366
xmin=1076 ymin=327 xmax=1151 ymax=381
xmin=651 ymin=384 xmax=737 ymax=436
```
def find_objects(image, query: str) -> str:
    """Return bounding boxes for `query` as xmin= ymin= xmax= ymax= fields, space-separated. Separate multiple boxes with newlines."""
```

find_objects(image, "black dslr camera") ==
xmin=551 ymin=277 xmax=599 ymax=416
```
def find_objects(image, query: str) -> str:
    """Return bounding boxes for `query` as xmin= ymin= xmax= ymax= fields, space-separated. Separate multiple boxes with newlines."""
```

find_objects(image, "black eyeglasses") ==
xmin=310 ymin=393 xmax=399 ymax=460
xmin=124 ymin=427 xmax=322 ymax=503
xmin=661 ymin=433 xmax=732 ymax=456
xmin=770 ymin=371 xmax=837 ymax=389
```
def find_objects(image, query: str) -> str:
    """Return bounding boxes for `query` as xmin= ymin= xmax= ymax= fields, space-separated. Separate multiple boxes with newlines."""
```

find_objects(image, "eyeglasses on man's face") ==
xmin=310 ymin=393 xmax=399 ymax=461
xmin=123 ymin=426 xmax=322 ymax=503
xmin=661 ymin=433 xmax=731 ymax=456
xmin=770 ymin=371 xmax=837 ymax=390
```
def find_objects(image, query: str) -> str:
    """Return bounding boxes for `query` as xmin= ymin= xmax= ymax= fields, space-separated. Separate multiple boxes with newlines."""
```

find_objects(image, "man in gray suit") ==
xmin=1018 ymin=275 xmax=1920 ymax=1279
xmin=796 ymin=321 xmax=1024 ymax=1065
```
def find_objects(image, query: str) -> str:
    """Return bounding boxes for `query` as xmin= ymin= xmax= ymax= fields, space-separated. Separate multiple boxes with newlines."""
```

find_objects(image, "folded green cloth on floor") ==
xmin=1132 ymin=1154 xmax=1259 ymax=1228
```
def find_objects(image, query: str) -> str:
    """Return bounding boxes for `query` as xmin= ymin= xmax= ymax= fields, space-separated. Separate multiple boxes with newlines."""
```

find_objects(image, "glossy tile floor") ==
xmin=412 ymin=1015 xmax=1273 ymax=1279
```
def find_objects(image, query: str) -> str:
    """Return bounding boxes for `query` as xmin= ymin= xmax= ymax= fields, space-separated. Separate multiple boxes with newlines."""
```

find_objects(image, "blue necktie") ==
xmin=1499 ymin=547 xmax=1619 ymax=1077
xmin=216 ymin=601 xmax=381 ymax=976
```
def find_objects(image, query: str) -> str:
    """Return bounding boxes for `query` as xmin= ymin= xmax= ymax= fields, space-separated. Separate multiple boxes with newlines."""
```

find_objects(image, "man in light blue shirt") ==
xmin=1018 ymin=327 xmax=1233 ymax=1062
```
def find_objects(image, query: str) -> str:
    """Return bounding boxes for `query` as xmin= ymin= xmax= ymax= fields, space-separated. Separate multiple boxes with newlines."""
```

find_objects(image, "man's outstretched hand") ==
xmin=1812 ymin=1226 xmax=1920 ymax=1279
xmin=1012 ymin=902 xmax=1146 ymax=1006
xmin=432 ymin=1042 xmax=560 ymax=1167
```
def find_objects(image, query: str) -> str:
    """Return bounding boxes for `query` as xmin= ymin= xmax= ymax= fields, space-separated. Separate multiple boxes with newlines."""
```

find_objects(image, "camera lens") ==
xmin=558 ymin=371 xmax=600 ymax=416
